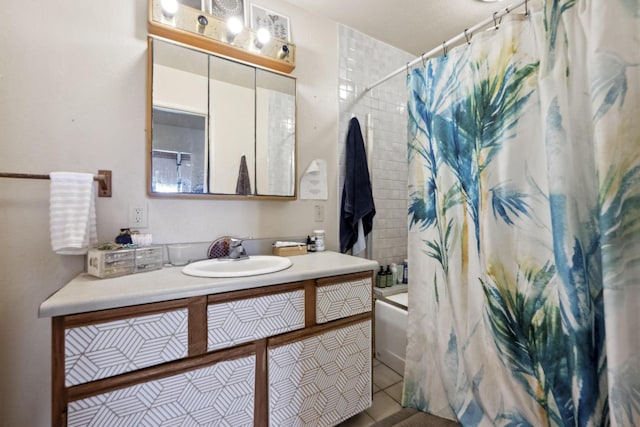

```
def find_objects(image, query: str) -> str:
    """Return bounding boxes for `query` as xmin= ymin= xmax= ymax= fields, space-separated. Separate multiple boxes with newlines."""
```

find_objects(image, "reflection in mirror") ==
xmin=152 ymin=108 xmax=206 ymax=192
xmin=149 ymin=37 xmax=297 ymax=198
xmin=152 ymin=39 xmax=208 ymax=193
xmin=256 ymin=69 xmax=296 ymax=196
xmin=208 ymin=55 xmax=255 ymax=194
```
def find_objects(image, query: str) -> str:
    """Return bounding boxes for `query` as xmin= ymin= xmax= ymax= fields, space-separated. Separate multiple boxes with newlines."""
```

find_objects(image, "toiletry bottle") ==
xmin=402 ymin=259 xmax=409 ymax=284
xmin=385 ymin=265 xmax=393 ymax=287
xmin=376 ymin=266 xmax=385 ymax=288
xmin=306 ymin=236 xmax=313 ymax=252
xmin=390 ymin=263 xmax=398 ymax=285
xmin=314 ymin=229 xmax=325 ymax=252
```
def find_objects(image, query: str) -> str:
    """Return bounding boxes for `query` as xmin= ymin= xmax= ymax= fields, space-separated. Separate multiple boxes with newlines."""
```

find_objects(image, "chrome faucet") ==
xmin=226 ymin=237 xmax=249 ymax=260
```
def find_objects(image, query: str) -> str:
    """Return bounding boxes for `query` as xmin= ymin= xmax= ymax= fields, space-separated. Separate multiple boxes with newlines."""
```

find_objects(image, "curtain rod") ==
xmin=365 ymin=0 xmax=529 ymax=92
xmin=0 ymin=170 xmax=112 ymax=197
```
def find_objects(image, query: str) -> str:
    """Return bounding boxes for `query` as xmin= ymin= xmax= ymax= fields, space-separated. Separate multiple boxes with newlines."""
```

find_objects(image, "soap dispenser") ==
xmin=385 ymin=265 xmax=393 ymax=287
xmin=376 ymin=266 xmax=385 ymax=288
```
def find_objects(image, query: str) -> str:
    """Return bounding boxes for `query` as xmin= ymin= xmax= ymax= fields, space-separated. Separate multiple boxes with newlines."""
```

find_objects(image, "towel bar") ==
xmin=0 ymin=170 xmax=112 ymax=197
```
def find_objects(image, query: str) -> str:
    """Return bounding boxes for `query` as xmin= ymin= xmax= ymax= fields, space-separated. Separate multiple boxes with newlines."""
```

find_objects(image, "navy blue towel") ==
xmin=340 ymin=117 xmax=375 ymax=253
xmin=236 ymin=154 xmax=252 ymax=195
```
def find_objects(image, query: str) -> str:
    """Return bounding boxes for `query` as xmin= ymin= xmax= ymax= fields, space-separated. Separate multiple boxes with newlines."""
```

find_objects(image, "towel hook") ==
xmin=464 ymin=28 xmax=472 ymax=45
xmin=442 ymin=41 xmax=448 ymax=57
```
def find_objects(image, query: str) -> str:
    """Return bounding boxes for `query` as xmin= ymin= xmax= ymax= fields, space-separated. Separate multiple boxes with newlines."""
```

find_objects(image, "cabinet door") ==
xmin=268 ymin=320 xmax=372 ymax=427
xmin=64 ymin=309 xmax=188 ymax=386
xmin=208 ymin=290 xmax=304 ymax=351
xmin=316 ymin=272 xmax=372 ymax=324
xmin=67 ymin=355 xmax=256 ymax=427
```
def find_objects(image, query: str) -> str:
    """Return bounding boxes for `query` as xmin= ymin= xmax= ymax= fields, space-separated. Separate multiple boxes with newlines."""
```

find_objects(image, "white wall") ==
xmin=0 ymin=0 xmax=338 ymax=425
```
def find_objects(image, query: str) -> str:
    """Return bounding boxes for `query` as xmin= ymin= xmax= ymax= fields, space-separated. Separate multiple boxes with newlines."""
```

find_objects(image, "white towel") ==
xmin=352 ymin=219 xmax=367 ymax=256
xmin=49 ymin=172 xmax=98 ymax=255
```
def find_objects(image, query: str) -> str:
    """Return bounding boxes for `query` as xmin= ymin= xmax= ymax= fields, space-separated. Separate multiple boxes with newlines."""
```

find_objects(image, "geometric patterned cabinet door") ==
xmin=208 ymin=290 xmax=305 ymax=351
xmin=316 ymin=276 xmax=372 ymax=323
xmin=268 ymin=320 xmax=372 ymax=427
xmin=67 ymin=355 xmax=256 ymax=427
xmin=65 ymin=309 xmax=188 ymax=386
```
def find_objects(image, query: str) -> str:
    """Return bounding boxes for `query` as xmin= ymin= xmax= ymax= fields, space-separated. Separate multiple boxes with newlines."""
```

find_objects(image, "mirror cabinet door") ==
xmin=151 ymin=39 xmax=208 ymax=194
xmin=208 ymin=55 xmax=256 ymax=195
xmin=255 ymin=69 xmax=296 ymax=196
xmin=149 ymin=37 xmax=296 ymax=198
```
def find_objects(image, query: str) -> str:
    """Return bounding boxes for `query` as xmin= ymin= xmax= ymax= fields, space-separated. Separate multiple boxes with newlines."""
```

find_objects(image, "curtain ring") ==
xmin=493 ymin=11 xmax=501 ymax=30
xmin=505 ymin=6 xmax=510 ymax=14
xmin=406 ymin=62 xmax=410 ymax=77
xmin=525 ymin=0 xmax=529 ymax=16
xmin=442 ymin=41 xmax=448 ymax=57
xmin=421 ymin=53 xmax=427 ymax=67
xmin=464 ymin=29 xmax=472 ymax=45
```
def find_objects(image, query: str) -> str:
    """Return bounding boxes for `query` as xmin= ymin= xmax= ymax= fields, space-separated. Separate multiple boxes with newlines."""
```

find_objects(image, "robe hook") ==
xmin=464 ymin=28 xmax=472 ymax=45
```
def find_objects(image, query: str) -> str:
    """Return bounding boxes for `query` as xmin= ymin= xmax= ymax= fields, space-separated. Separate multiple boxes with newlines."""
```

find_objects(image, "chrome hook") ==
xmin=464 ymin=28 xmax=472 ymax=45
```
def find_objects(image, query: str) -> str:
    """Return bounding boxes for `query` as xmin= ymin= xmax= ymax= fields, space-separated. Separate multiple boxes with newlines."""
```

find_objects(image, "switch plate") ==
xmin=314 ymin=205 xmax=324 ymax=222
xmin=129 ymin=203 xmax=148 ymax=228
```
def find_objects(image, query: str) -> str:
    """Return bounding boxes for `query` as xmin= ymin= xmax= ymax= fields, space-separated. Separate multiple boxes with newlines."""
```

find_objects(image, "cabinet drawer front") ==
xmin=67 ymin=355 xmax=256 ymax=427
xmin=64 ymin=309 xmax=188 ymax=386
xmin=268 ymin=320 xmax=372 ymax=427
xmin=316 ymin=275 xmax=372 ymax=323
xmin=208 ymin=290 xmax=304 ymax=351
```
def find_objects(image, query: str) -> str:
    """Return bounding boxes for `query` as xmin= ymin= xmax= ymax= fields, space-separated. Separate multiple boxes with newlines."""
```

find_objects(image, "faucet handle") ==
xmin=229 ymin=237 xmax=244 ymax=247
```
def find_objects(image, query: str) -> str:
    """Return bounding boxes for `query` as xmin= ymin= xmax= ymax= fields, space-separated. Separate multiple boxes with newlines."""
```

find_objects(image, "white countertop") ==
xmin=39 ymin=251 xmax=378 ymax=318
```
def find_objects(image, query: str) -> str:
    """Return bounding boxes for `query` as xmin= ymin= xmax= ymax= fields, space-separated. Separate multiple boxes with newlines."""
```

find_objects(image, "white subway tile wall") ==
xmin=338 ymin=25 xmax=413 ymax=268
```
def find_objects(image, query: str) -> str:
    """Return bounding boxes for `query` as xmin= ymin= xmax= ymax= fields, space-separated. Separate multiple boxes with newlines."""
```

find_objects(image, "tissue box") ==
xmin=272 ymin=245 xmax=307 ymax=257
xmin=87 ymin=246 xmax=163 ymax=278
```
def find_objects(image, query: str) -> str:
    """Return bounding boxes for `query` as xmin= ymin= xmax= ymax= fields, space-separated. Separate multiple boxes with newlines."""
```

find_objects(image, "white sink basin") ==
xmin=181 ymin=255 xmax=292 ymax=278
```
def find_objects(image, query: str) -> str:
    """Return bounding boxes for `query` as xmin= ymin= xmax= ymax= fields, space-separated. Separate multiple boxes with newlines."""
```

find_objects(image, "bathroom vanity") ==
xmin=40 ymin=251 xmax=377 ymax=427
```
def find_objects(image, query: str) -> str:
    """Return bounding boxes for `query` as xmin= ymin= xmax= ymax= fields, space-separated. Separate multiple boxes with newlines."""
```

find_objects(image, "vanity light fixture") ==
xmin=255 ymin=27 xmax=271 ymax=49
xmin=160 ymin=0 xmax=178 ymax=17
xmin=148 ymin=0 xmax=295 ymax=73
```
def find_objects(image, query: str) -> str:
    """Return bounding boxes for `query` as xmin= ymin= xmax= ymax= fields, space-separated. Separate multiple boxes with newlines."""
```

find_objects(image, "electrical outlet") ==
xmin=129 ymin=204 xmax=148 ymax=228
xmin=314 ymin=204 xmax=324 ymax=222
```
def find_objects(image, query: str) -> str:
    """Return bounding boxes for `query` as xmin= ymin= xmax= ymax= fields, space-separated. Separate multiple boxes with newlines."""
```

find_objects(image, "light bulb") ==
xmin=227 ymin=16 xmax=243 ymax=35
xmin=256 ymin=28 xmax=271 ymax=47
xmin=161 ymin=0 xmax=178 ymax=17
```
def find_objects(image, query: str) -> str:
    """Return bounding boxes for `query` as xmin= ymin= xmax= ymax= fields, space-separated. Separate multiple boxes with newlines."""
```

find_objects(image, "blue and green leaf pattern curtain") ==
xmin=404 ymin=1 xmax=639 ymax=425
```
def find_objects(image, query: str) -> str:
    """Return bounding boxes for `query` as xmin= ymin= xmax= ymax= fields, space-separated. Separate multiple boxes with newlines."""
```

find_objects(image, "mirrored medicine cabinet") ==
xmin=147 ymin=37 xmax=297 ymax=199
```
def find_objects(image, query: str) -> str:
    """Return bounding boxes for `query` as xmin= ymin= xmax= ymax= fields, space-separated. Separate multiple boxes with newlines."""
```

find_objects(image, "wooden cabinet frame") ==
xmin=51 ymin=272 xmax=373 ymax=427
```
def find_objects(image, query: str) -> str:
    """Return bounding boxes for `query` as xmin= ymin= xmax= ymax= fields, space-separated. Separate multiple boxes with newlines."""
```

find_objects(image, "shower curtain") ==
xmin=404 ymin=0 xmax=639 ymax=425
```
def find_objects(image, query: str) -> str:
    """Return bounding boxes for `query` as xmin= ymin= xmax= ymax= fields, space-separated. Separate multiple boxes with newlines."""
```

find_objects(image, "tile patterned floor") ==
xmin=337 ymin=358 xmax=404 ymax=427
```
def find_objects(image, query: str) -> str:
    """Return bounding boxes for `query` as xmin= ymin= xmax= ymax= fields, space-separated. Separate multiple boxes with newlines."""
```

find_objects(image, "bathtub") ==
xmin=375 ymin=292 xmax=408 ymax=375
